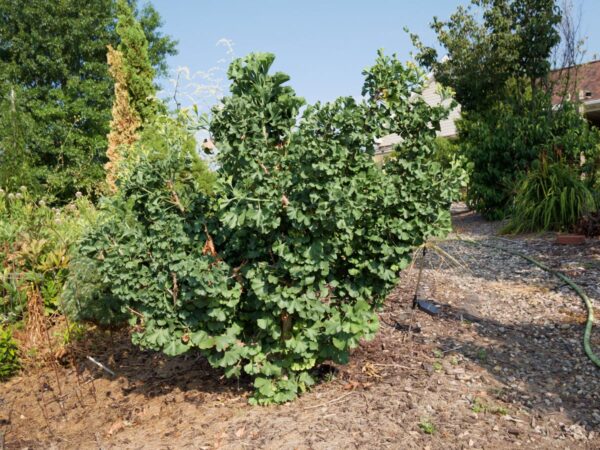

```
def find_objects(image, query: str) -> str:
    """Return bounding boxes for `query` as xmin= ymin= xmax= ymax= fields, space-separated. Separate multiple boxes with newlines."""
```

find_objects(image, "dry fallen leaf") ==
xmin=361 ymin=362 xmax=382 ymax=378
xmin=343 ymin=380 xmax=361 ymax=391
xmin=107 ymin=420 xmax=125 ymax=436
xmin=213 ymin=431 xmax=227 ymax=449
xmin=202 ymin=235 xmax=217 ymax=257
xmin=54 ymin=346 xmax=68 ymax=361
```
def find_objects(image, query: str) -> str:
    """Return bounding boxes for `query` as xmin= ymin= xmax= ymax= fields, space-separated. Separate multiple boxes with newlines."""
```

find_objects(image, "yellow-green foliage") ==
xmin=105 ymin=44 xmax=141 ymax=193
xmin=0 ymin=326 xmax=19 ymax=379
xmin=136 ymin=111 xmax=216 ymax=195
xmin=0 ymin=187 xmax=97 ymax=322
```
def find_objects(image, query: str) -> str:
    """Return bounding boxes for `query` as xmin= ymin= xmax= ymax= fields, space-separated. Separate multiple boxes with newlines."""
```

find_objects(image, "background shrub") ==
xmin=433 ymin=137 xmax=470 ymax=198
xmin=433 ymin=137 xmax=460 ymax=171
xmin=460 ymin=90 xmax=600 ymax=220
xmin=1 ymin=188 xmax=96 ymax=325
xmin=575 ymin=209 xmax=600 ymax=237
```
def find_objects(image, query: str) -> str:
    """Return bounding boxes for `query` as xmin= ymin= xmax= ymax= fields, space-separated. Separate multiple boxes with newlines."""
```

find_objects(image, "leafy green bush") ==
xmin=433 ymin=137 xmax=470 ymax=193
xmin=65 ymin=113 xmax=217 ymax=327
xmin=65 ymin=143 xmax=223 ymax=330
xmin=461 ymin=88 xmax=600 ymax=220
xmin=0 ymin=326 xmax=19 ymax=379
xmin=433 ymin=137 xmax=458 ymax=169
xmin=68 ymin=52 xmax=465 ymax=404
xmin=503 ymin=158 xmax=597 ymax=233
xmin=132 ymin=112 xmax=216 ymax=194
xmin=460 ymin=93 xmax=546 ymax=220
xmin=0 ymin=187 xmax=96 ymax=323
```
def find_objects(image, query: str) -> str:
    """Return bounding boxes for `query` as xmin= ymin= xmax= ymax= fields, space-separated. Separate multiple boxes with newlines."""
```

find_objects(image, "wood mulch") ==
xmin=2 ymin=206 xmax=599 ymax=449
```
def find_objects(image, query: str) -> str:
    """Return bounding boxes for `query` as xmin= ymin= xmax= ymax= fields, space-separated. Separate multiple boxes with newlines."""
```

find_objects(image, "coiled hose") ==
xmin=456 ymin=235 xmax=600 ymax=369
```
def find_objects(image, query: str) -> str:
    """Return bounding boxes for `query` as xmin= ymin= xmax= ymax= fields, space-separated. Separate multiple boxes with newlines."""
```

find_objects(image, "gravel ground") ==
xmin=2 ymin=205 xmax=599 ymax=449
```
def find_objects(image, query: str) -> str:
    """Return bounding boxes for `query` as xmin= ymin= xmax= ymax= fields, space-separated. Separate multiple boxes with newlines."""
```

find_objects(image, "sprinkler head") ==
xmin=413 ymin=299 xmax=441 ymax=316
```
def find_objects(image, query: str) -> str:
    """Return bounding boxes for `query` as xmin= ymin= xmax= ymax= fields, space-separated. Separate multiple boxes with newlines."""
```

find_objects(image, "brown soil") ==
xmin=2 ymin=207 xmax=600 ymax=449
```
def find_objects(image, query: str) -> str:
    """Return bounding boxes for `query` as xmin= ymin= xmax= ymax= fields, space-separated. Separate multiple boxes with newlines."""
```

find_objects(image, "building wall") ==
xmin=421 ymin=79 xmax=461 ymax=138
xmin=374 ymin=76 xmax=461 ymax=159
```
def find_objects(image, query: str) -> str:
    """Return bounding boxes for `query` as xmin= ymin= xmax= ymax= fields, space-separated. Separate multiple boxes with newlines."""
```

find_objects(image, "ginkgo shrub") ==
xmin=67 ymin=51 xmax=465 ymax=404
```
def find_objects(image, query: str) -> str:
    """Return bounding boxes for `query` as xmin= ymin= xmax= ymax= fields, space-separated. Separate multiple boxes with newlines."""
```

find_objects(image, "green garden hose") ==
xmin=455 ymin=235 xmax=600 ymax=369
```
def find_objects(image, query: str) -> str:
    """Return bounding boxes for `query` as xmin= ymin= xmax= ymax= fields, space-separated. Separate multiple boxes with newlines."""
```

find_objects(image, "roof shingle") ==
xmin=550 ymin=60 xmax=600 ymax=105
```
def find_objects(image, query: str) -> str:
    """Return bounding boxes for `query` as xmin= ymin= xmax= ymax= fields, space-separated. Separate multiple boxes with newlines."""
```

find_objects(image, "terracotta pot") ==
xmin=555 ymin=234 xmax=586 ymax=245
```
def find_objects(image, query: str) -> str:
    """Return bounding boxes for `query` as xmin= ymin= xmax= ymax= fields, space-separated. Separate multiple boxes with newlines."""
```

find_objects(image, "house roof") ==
xmin=550 ymin=59 xmax=600 ymax=105
xmin=377 ymin=60 xmax=600 ymax=155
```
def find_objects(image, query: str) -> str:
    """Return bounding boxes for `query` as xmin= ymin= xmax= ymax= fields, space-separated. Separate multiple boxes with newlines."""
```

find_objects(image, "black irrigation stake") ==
xmin=412 ymin=246 xmax=441 ymax=316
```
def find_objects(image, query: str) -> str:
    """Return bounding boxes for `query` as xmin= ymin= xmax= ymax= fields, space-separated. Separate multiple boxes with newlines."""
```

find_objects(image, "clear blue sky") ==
xmin=151 ymin=0 xmax=600 ymax=107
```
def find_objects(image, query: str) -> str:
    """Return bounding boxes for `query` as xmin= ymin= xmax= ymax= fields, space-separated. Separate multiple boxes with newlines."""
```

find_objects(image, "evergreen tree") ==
xmin=105 ymin=45 xmax=141 ymax=193
xmin=116 ymin=0 xmax=160 ymax=125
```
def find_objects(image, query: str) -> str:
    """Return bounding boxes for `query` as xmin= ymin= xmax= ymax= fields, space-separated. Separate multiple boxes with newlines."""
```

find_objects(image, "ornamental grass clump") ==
xmin=68 ymin=51 xmax=465 ymax=404
xmin=504 ymin=158 xmax=597 ymax=233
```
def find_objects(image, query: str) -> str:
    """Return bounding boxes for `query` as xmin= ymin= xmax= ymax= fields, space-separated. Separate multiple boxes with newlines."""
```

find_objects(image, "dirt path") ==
xmin=2 ymin=207 xmax=599 ymax=449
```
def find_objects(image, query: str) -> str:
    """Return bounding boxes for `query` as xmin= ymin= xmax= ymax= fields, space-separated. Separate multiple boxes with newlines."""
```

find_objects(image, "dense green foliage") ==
xmin=411 ymin=0 xmax=560 ymax=113
xmin=65 ymin=112 xmax=216 ymax=326
xmin=0 ymin=326 xmax=19 ymax=379
xmin=116 ymin=0 xmax=160 ymax=124
xmin=0 ymin=0 xmax=114 ymax=200
xmin=504 ymin=158 xmax=597 ymax=233
xmin=1 ymin=187 xmax=96 ymax=324
xmin=0 ymin=0 xmax=176 ymax=202
xmin=433 ymin=137 xmax=469 ymax=178
xmin=412 ymin=0 xmax=600 ymax=221
xmin=68 ymin=52 xmax=465 ymax=404
xmin=461 ymin=92 xmax=600 ymax=219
